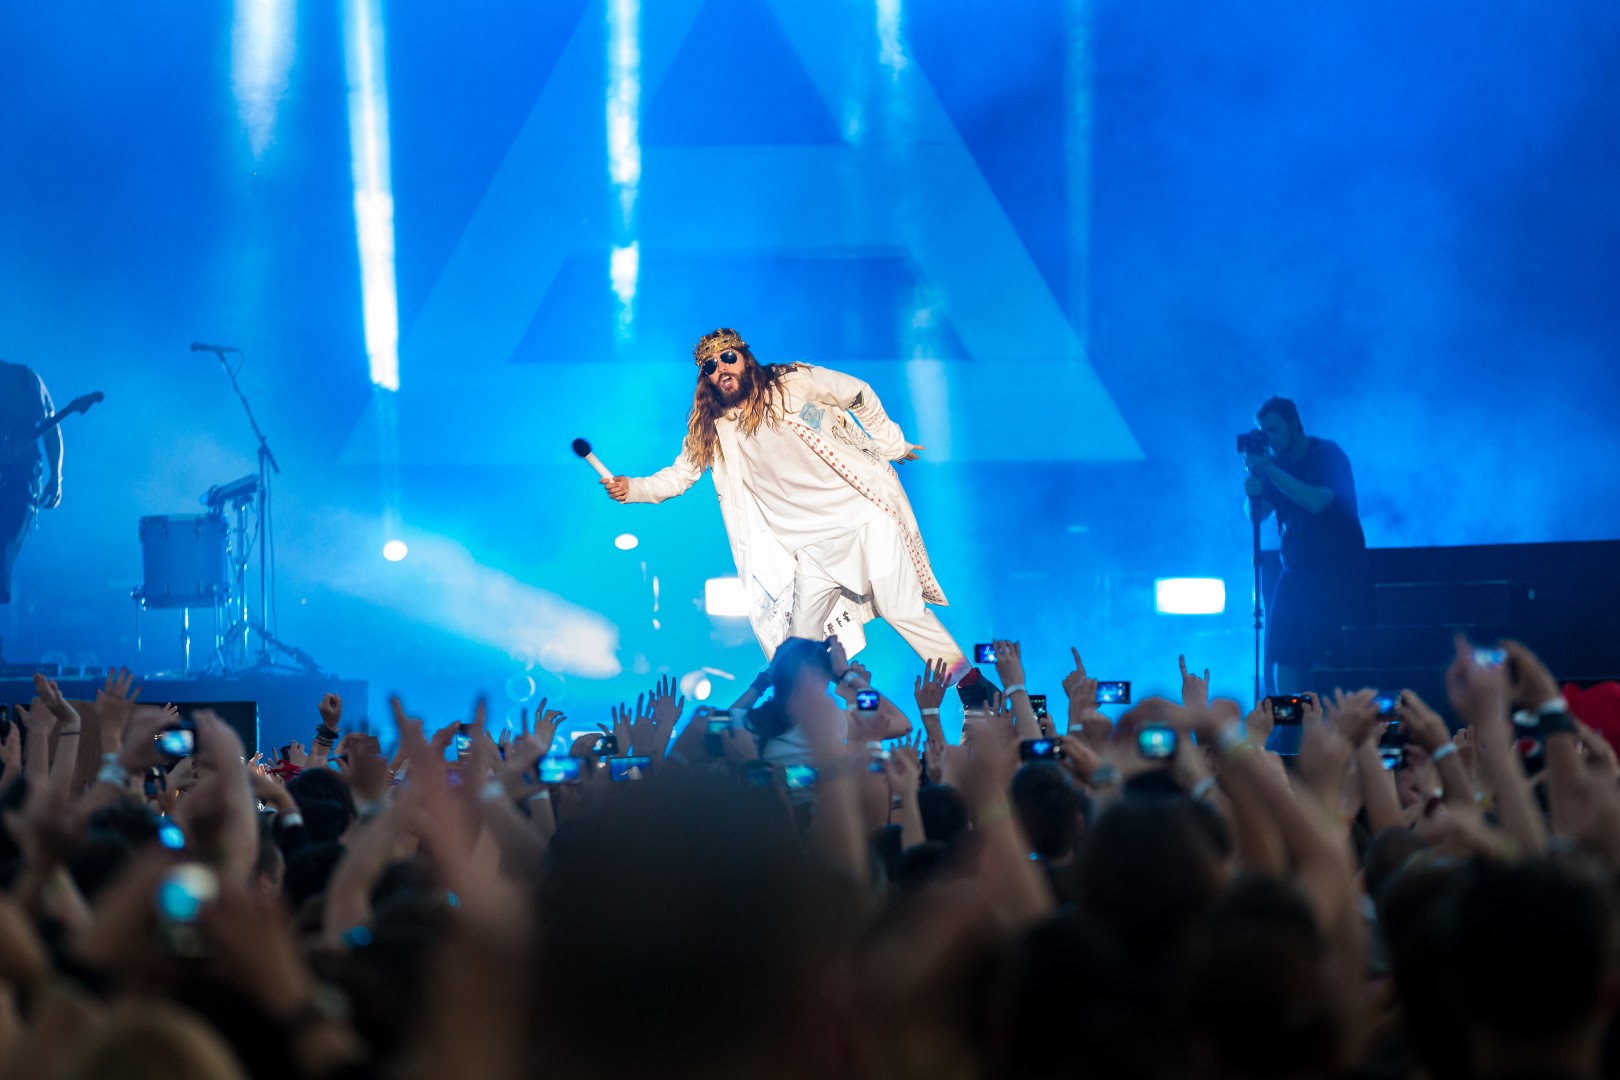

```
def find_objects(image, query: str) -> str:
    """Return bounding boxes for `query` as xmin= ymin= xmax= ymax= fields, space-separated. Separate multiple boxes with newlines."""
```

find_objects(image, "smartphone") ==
xmin=154 ymin=718 xmax=198 ymax=761
xmin=1137 ymin=724 xmax=1178 ymax=761
xmin=867 ymin=746 xmax=891 ymax=773
xmin=705 ymin=717 xmax=732 ymax=758
xmin=1028 ymin=694 xmax=1049 ymax=720
xmin=608 ymin=755 xmax=652 ymax=782
xmin=855 ymin=690 xmax=880 ymax=712
xmin=538 ymin=754 xmax=582 ymax=784
xmin=1374 ymin=692 xmax=1401 ymax=718
xmin=1268 ymin=694 xmax=1307 ymax=724
xmin=155 ymin=863 xmax=219 ymax=957
xmin=1379 ymin=719 xmax=1406 ymax=748
xmin=1019 ymin=738 xmax=1063 ymax=761
xmin=156 ymin=819 xmax=186 ymax=851
xmin=453 ymin=733 xmax=473 ymax=757
xmin=143 ymin=767 xmax=166 ymax=798
xmin=593 ymin=734 xmax=620 ymax=758
xmin=783 ymin=764 xmax=818 ymax=790
xmin=742 ymin=760 xmax=775 ymax=788
xmin=974 ymin=643 xmax=996 ymax=664
xmin=277 ymin=743 xmax=293 ymax=763
xmin=1095 ymin=681 xmax=1132 ymax=705
xmin=1379 ymin=745 xmax=1406 ymax=771
xmin=1512 ymin=719 xmax=1546 ymax=777
xmin=1473 ymin=646 xmax=1508 ymax=668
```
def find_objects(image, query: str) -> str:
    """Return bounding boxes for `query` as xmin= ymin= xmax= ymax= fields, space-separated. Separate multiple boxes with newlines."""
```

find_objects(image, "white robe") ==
xmin=624 ymin=364 xmax=947 ymax=660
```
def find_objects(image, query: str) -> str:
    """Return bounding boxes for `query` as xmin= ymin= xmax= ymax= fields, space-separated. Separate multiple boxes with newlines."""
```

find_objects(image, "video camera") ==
xmin=1236 ymin=429 xmax=1269 ymax=456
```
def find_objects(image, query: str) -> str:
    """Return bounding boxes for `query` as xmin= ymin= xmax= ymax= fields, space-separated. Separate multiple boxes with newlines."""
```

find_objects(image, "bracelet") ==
xmin=96 ymin=761 xmax=131 ymax=788
xmin=477 ymin=780 xmax=507 ymax=804
xmin=1214 ymin=725 xmax=1247 ymax=756
xmin=57 ymin=729 xmax=80 ymax=736
xmin=1002 ymin=683 xmax=1027 ymax=698
xmin=919 ymin=707 xmax=940 ymax=717
xmin=1429 ymin=742 xmax=1459 ymax=764
xmin=838 ymin=668 xmax=860 ymax=686
xmin=528 ymin=789 xmax=551 ymax=802
xmin=276 ymin=811 xmax=305 ymax=830
xmin=1190 ymin=776 xmax=1217 ymax=800
xmin=313 ymin=728 xmax=338 ymax=747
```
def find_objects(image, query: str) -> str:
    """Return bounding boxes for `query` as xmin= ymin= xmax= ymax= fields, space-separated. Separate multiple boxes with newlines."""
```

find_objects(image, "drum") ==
xmin=135 ymin=514 xmax=229 ymax=609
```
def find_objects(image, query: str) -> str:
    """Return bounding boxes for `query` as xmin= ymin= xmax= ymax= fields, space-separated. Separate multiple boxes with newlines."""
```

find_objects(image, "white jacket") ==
xmin=624 ymin=364 xmax=947 ymax=659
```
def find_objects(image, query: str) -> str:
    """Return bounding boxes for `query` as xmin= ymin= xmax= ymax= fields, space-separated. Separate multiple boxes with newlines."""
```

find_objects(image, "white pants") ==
xmin=789 ymin=517 xmax=969 ymax=684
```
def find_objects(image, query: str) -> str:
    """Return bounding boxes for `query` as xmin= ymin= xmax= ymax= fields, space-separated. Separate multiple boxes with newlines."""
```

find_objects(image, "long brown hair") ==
xmin=682 ymin=347 xmax=801 ymax=470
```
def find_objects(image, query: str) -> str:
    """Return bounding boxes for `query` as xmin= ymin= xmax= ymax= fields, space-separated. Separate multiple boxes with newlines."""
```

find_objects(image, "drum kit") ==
xmin=132 ymin=345 xmax=318 ymax=676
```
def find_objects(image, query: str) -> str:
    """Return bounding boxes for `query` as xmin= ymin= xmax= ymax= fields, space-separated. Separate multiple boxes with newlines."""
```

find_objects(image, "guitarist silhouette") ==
xmin=1 ymin=358 xmax=91 ymax=613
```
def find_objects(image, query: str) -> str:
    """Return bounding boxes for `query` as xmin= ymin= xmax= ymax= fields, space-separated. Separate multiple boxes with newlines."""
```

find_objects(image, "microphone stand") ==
xmin=1248 ymin=496 xmax=1264 ymax=705
xmin=206 ymin=348 xmax=315 ymax=673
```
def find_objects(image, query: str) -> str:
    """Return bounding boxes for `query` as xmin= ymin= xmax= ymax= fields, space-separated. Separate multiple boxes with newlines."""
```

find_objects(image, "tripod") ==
xmin=201 ymin=346 xmax=320 ymax=675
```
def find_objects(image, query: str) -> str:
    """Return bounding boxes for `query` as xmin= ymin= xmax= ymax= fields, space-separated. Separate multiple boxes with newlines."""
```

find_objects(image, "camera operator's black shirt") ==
xmin=1260 ymin=437 xmax=1366 ymax=572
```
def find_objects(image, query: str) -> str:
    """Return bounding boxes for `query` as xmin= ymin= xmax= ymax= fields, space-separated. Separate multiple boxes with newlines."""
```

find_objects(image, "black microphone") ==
xmin=190 ymin=342 xmax=242 ymax=354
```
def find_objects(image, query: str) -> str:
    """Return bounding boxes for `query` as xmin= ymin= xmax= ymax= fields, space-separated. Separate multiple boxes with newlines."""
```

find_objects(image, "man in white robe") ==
xmin=602 ymin=328 xmax=976 ymax=687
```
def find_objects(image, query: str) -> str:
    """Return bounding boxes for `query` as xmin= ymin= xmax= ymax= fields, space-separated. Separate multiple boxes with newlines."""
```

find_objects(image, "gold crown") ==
xmin=693 ymin=327 xmax=748 ymax=365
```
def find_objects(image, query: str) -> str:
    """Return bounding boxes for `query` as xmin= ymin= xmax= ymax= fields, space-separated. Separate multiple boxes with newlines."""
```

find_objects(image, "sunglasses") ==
xmin=700 ymin=350 xmax=741 ymax=376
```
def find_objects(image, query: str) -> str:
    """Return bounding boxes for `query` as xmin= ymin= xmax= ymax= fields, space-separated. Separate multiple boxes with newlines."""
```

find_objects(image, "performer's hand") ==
xmin=897 ymin=444 xmax=924 ymax=463
xmin=1243 ymin=476 xmax=1265 ymax=497
xmin=41 ymin=475 xmax=62 ymax=510
xmin=1243 ymin=453 xmax=1271 ymax=474
xmin=602 ymin=476 xmax=630 ymax=502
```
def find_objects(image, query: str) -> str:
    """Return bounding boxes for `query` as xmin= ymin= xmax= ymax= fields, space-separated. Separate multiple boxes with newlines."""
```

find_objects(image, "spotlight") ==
xmin=678 ymin=670 xmax=713 ymax=702
xmin=1154 ymin=577 xmax=1226 ymax=615
xmin=382 ymin=539 xmax=409 ymax=562
xmin=614 ymin=533 xmax=639 ymax=551
xmin=704 ymin=577 xmax=748 ymax=618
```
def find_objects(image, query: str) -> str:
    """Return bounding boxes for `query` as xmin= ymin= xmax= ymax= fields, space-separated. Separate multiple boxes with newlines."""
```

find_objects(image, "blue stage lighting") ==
xmin=382 ymin=539 xmax=408 ymax=562
xmin=1154 ymin=577 xmax=1226 ymax=615
xmin=614 ymin=532 xmax=639 ymax=551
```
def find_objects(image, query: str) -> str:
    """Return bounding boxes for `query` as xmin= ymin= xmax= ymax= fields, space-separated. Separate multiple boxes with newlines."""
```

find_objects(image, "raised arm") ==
xmin=615 ymin=446 xmax=704 ymax=504
xmin=803 ymin=365 xmax=911 ymax=461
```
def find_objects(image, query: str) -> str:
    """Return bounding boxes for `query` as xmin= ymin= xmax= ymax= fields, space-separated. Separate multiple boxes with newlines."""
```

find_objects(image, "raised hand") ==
xmin=914 ymin=658 xmax=948 ymax=712
xmin=1395 ymin=690 xmax=1450 ymax=753
xmin=1323 ymin=688 xmax=1380 ymax=748
xmin=95 ymin=667 xmax=142 ymax=752
xmin=530 ymin=697 xmax=565 ymax=753
xmin=824 ymin=635 xmax=851 ymax=679
xmin=1446 ymin=633 xmax=1510 ymax=729
xmin=992 ymin=639 xmax=1026 ymax=689
xmin=648 ymin=673 xmax=686 ymax=730
xmin=1178 ymin=655 xmax=1210 ymax=711
xmin=1501 ymin=639 xmax=1561 ymax=712
xmin=319 ymin=693 xmax=343 ymax=731
xmin=33 ymin=673 xmax=79 ymax=729
xmin=1244 ymin=699 xmax=1275 ymax=748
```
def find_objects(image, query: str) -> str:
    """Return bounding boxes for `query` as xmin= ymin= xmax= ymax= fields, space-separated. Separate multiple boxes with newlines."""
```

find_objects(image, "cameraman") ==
xmin=1243 ymin=397 xmax=1371 ymax=695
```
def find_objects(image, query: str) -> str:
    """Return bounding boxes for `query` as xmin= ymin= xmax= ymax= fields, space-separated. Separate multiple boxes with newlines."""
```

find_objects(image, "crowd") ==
xmin=0 ymin=629 xmax=1618 ymax=1080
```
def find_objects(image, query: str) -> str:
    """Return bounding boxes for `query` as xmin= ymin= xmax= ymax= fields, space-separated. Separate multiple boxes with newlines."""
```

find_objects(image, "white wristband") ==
xmin=1429 ymin=742 xmax=1458 ymax=765
xmin=97 ymin=761 xmax=131 ymax=788
xmin=1002 ymin=683 xmax=1026 ymax=698
xmin=276 ymin=811 xmax=305 ymax=830
xmin=528 ymin=789 xmax=551 ymax=802
xmin=1190 ymin=777 xmax=1217 ymax=800
xmin=920 ymin=708 xmax=940 ymax=717
xmin=478 ymin=780 xmax=508 ymax=804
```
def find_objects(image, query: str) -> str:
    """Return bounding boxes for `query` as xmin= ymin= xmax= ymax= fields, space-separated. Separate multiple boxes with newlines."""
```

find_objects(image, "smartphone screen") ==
xmin=855 ymin=690 xmax=880 ymax=711
xmin=1095 ymin=681 xmax=1132 ymax=705
xmin=1268 ymin=695 xmax=1306 ymax=725
xmin=1019 ymin=738 xmax=1062 ymax=761
xmin=1137 ymin=724 xmax=1177 ymax=760
xmin=608 ymin=755 xmax=652 ymax=782
xmin=538 ymin=755 xmax=582 ymax=784
xmin=1028 ymin=694 xmax=1048 ymax=719
xmin=973 ymin=643 xmax=996 ymax=664
xmin=783 ymin=764 xmax=818 ymax=790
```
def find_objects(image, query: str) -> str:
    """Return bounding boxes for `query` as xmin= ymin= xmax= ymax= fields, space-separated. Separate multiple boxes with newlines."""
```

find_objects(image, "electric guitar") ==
xmin=0 ymin=391 xmax=103 ymax=476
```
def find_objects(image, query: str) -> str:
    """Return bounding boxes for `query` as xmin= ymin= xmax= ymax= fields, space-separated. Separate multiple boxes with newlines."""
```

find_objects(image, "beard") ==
xmin=705 ymin=364 xmax=755 ymax=409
